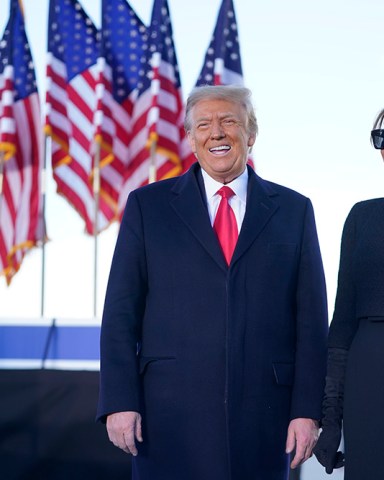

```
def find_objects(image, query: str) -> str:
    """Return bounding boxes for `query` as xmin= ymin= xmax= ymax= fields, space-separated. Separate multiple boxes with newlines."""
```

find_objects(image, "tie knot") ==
xmin=217 ymin=186 xmax=235 ymax=200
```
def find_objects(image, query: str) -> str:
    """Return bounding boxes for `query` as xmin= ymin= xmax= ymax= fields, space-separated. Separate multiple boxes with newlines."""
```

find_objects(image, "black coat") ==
xmin=329 ymin=199 xmax=384 ymax=480
xmin=97 ymin=164 xmax=328 ymax=480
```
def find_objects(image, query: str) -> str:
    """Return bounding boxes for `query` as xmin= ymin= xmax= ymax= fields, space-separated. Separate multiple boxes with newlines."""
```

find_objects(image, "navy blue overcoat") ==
xmin=97 ymin=164 xmax=328 ymax=480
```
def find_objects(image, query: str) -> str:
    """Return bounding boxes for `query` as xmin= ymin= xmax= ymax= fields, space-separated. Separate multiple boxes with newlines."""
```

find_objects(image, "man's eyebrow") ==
xmin=195 ymin=115 xmax=212 ymax=122
xmin=196 ymin=112 xmax=237 ymax=121
xmin=219 ymin=112 xmax=239 ymax=119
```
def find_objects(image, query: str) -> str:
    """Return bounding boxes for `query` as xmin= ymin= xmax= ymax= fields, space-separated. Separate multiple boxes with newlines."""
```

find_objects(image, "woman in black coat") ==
xmin=314 ymin=109 xmax=384 ymax=479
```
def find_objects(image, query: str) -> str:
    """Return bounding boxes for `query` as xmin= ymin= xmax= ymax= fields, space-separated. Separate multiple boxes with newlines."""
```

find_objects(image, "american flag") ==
xmin=194 ymin=0 xmax=254 ymax=168
xmin=196 ymin=0 xmax=243 ymax=86
xmin=0 ymin=0 xmax=44 ymax=285
xmin=94 ymin=0 xmax=148 ymax=215
xmin=45 ymin=0 xmax=113 ymax=234
xmin=181 ymin=0 xmax=245 ymax=173
xmin=118 ymin=0 xmax=184 ymax=214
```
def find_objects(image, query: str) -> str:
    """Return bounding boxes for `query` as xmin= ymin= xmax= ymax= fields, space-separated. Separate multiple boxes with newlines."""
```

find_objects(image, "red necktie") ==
xmin=213 ymin=186 xmax=238 ymax=265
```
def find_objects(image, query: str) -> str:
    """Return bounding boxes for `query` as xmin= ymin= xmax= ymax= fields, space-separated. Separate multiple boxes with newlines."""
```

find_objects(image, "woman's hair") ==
xmin=184 ymin=85 xmax=258 ymax=138
xmin=373 ymin=108 xmax=384 ymax=129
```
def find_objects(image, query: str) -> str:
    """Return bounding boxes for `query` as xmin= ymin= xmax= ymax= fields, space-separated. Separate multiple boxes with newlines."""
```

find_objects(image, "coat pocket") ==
xmin=272 ymin=362 xmax=295 ymax=386
xmin=368 ymin=316 xmax=384 ymax=322
xmin=139 ymin=356 xmax=176 ymax=375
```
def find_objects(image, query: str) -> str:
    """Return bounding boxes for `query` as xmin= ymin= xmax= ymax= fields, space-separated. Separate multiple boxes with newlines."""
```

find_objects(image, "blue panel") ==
xmin=0 ymin=326 xmax=101 ymax=360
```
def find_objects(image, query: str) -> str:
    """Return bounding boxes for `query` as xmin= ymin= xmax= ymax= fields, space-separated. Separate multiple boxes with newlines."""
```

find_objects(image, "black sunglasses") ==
xmin=371 ymin=129 xmax=384 ymax=149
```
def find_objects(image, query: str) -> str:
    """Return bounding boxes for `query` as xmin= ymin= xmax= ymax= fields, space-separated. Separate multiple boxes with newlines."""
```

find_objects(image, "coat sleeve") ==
xmin=96 ymin=191 xmax=147 ymax=422
xmin=290 ymin=198 xmax=329 ymax=421
xmin=328 ymin=204 xmax=359 ymax=349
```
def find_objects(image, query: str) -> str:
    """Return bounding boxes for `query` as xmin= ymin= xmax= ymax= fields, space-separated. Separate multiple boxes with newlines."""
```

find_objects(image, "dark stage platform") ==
xmin=0 ymin=369 xmax=131 ymax=480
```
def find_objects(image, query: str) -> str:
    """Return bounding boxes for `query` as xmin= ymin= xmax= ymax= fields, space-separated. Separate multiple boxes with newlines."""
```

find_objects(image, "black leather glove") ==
xmin=314 ymin=423 xmax=345 ymax=473
xmin=314 ymin=347 xmax=348 ymax=474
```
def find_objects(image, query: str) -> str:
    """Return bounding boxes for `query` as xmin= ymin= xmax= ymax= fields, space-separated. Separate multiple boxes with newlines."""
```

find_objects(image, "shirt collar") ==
xmin=201 ymin=167 xmax=248 ymax=203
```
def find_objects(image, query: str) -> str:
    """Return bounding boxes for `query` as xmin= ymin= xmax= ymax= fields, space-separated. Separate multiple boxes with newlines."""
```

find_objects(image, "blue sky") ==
xmin=1 ymin=0 xmax=384 ymax=321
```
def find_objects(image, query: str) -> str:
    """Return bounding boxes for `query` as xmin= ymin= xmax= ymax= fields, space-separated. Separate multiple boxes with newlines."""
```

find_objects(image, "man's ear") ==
xmin=248 ymin=134 xmax=256 ymax=148
xmin=187 ymin=131 xmax=197 ymax=153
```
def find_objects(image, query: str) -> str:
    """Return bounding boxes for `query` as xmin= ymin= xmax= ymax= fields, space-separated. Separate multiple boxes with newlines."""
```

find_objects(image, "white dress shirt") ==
xmin=201 ymin=168 xmax=248 ymax=233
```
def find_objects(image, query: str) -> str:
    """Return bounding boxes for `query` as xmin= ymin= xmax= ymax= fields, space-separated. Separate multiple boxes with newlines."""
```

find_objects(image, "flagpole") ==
xmin=40 ymin=134 xmax=49 ymax=318
xmin=149 ymin=137 xmax=157 ymax=184
xmin=93 ymin=141 xmax=101 ymax=318
xmin=148 ymin=51 xmax=160 ymax=185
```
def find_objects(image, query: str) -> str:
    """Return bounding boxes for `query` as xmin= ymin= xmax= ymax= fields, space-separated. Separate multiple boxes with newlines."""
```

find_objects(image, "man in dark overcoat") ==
xmin=97 ymin=85 xmax=328 ymax=480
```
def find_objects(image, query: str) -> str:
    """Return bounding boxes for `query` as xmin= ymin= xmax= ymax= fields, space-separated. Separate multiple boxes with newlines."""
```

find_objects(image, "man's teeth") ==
xmin=210 ymin=146 xmax=230 ymax=152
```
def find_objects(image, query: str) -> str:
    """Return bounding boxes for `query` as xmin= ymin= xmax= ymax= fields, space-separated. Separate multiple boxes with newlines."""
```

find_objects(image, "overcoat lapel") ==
xmin=170 ymin=164 xmax=279 ymax=269
xmin=171 ymin=164 xmax=227 ymax=271
xmin=231 ymin=166 xmax=279 ymax=265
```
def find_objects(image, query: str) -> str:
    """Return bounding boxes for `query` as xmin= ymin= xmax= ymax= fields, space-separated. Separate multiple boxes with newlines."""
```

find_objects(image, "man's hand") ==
xmin=286 ymin=418 xmax=319 ymax=469
xmin=106 ymin=411 xmax=143 ymax=456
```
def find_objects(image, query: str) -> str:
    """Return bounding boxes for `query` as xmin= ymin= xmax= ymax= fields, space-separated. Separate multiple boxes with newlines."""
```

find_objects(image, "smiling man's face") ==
xmin=187 ymin=98 xmax=255 ymax=184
